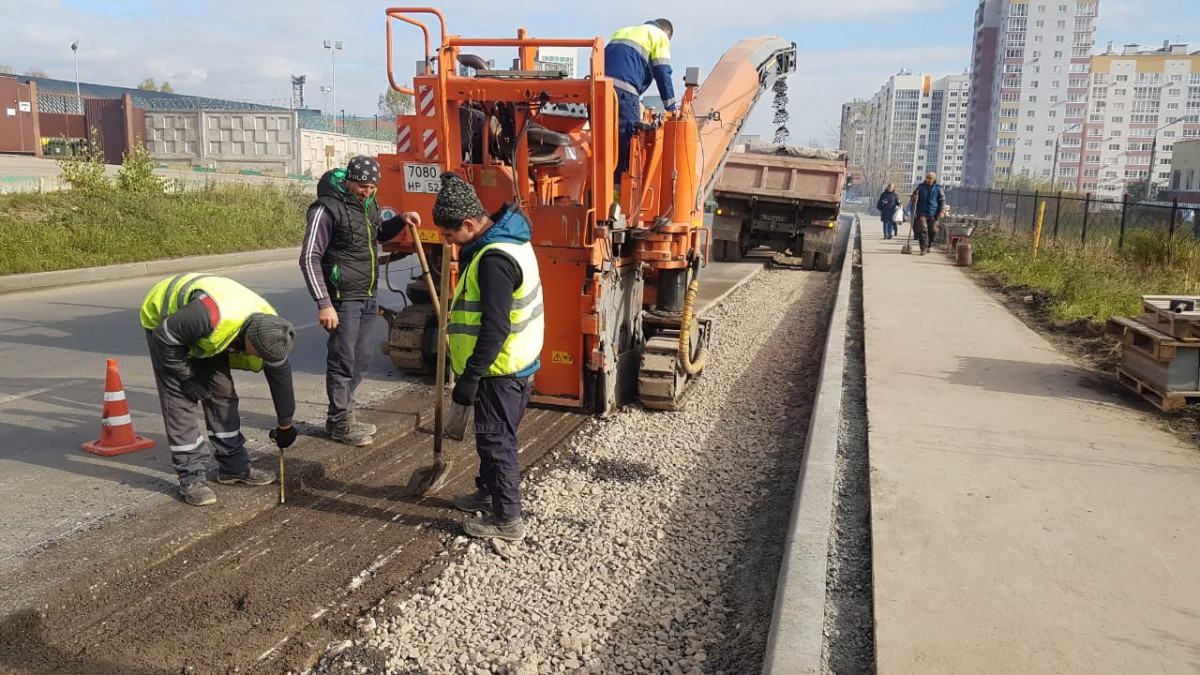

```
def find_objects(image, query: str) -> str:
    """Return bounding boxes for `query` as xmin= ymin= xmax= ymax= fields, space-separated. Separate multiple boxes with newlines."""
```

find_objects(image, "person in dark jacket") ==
xmin=140 ymin=273 xmax=298 ymax=506
xmin=433 ymin=173 xmax=544 ymax=542
xmin=300 ymin=156 xmax=421 ymax=446
xmin=605 ymin=18 xmax=676 ymax=192
xmin=877 ymin=183 xmax=901 ymax=239
xmin=910 ymin=171 xmax=947 ymax=255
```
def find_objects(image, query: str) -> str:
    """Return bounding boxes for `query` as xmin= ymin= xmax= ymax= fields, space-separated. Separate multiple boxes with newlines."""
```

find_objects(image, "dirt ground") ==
xmin=0 ymin=390 xmax=581 ymax=675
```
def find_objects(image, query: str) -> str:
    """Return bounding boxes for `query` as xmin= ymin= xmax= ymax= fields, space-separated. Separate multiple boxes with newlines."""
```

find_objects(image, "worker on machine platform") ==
xmin=605 ymin=18 xmax=676 ymax=193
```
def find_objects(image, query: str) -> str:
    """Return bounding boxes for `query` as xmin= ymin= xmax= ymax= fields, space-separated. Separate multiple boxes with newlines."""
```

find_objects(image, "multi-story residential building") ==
xmin=840 ymin=100 xmax=869 ymax=163
xmin=1085 ymin=42 xmax=1200 ymax=198
xmin=859 ymin=72 xmax=971 ymax=195
xmin=964 ymin=0 xmax=1099 ymax=188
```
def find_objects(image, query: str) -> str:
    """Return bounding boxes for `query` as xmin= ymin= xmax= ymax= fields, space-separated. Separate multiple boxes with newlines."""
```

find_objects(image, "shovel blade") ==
xmin=406 ymin=460 xmax=453 ymax=497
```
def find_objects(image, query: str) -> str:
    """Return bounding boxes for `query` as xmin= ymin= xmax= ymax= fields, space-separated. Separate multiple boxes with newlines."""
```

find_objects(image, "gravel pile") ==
xmin=309 ymin=268 xmax=832 ymax=675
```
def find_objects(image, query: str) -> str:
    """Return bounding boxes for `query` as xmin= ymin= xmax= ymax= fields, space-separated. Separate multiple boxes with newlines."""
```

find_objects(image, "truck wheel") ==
xmin=814 ymin=251 xmax=831 ymax=272
xmin=801 ymin=251 xmax=817 ymax=270
xmin=715 ymin=240 xmax=742 ymax=263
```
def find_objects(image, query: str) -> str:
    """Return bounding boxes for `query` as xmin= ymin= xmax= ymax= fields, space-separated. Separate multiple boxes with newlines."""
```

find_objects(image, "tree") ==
xmin=23 ymin=68 xmax=48 ymax=78
xmin=378 ymin=88 xmax=415 ymax=117
xmin=159 ymin=81 xmax=174 ymax=93
xmin=137 ymin=78 xmax=158 ymax=91
xmin=1126 ymin=179 xmax=1150 ymax=202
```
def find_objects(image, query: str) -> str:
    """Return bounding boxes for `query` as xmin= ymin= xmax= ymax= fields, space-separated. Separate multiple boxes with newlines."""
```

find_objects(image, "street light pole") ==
xmin=324 ymin=40 xmax=342 ymax=131
xmin=70 ymin=41 xmax=80 ymax=114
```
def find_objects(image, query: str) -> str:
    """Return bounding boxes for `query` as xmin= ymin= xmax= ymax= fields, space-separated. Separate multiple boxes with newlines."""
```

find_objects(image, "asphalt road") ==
xmin=0 ymin=255 xmax=422 ymax=568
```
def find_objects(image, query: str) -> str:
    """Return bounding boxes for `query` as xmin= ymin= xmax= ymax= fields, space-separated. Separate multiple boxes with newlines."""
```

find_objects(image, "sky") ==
xmin=2 ymin=0 xmax=1198 ymax=146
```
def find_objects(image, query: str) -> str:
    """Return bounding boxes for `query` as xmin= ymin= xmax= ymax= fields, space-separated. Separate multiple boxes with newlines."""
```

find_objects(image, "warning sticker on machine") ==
xmin=403 ymin=163 xmax=442 ymax=193
xmin=551 ymin=351 xmax=574 ymax=364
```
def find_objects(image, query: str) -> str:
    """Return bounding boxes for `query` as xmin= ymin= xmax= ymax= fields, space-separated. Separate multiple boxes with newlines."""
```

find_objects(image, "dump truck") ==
xmin=709 ymin=145 xmax=847 ymax=270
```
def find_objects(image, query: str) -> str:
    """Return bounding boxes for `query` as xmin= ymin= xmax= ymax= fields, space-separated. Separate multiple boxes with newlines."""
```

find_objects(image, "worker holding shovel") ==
xmin=430 ymin=172 xmax=544 ymax=542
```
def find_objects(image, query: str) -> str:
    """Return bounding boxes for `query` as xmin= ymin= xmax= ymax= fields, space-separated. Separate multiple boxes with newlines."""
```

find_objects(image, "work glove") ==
xmin=452 ymin=375 xmax=480 ymax=407
xmin=180 ymin=378 xmax=212 ymax=403
xmin=269 ymin=425 xmax=297 ymax=450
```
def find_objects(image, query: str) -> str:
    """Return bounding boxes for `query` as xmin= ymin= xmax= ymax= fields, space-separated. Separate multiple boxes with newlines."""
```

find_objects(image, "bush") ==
xmin=55 ymin=127 xmax=110 ymax=193
xmin=116 ymin=139 xmax=164 ymax=195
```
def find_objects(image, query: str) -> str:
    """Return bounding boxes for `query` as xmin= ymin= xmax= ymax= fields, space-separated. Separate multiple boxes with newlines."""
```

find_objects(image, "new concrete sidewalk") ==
xmin=863 ymin=228 xmax=1200 ymax=674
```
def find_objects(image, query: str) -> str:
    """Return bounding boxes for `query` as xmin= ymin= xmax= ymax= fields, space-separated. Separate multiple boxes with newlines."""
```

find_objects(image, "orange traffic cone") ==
xmin=82 ymin=358 xmax=155 ymax=457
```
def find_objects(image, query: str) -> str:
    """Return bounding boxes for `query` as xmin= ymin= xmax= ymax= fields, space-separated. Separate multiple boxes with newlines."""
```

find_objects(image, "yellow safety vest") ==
xmin=448 ymin=242 xmax=544 ymax=377
xmin=139 ymin=273 xmax=279 ymax=372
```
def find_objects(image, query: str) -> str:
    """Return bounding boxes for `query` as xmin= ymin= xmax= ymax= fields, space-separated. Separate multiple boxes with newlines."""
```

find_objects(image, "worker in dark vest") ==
xmin=432 ymin=172 xmax=544 ymax=542
xmin=605 ymin=18 xmax=676 ymax=193
xmin=301 ymin=156 xmax=422 ymax=446
xmin=140 ymin=273 xmax=298 ymax=506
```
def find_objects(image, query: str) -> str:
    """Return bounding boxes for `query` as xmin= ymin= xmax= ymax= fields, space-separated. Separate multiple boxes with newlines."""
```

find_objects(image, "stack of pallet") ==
xmin=1105 ymin=295 xmax=1200 ymax=411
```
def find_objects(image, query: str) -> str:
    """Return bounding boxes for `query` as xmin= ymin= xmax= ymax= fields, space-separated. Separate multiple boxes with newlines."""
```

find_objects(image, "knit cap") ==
xmin=432 ymin=172 xmax=486 ymax=227
xmin=345 ymin=156 xmax=381 ymax=184
xmin=245 ymin=313 xmax=296 ymax=364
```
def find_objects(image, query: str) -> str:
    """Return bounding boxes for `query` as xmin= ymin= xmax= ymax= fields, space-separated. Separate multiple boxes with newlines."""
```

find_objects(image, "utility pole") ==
xmin=70 ymin=41 xmax=81 ymax=114
xmin=324 ymin=40 xmax=342 ymax=131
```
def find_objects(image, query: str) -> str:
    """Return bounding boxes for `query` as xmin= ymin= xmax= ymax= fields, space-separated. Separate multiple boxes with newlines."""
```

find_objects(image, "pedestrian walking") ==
xmin=605 ymin=18 xmax=676 ymax=194
xmin=877 ymin=183 xmax=901 ymax=239
xmin=301 ymin=156 xmax=422 ymax=446
xmin=432 ymin=172 xmax=545 ymax=542
xmin=910 ymin=171 xmax=947 ymax=255
xmin=140 ymin=273 xmax=298 ymax=506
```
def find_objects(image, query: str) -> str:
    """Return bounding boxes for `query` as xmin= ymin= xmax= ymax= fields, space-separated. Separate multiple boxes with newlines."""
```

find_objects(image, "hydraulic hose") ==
xmin=677 ymin=279 xmax=708 ymax=376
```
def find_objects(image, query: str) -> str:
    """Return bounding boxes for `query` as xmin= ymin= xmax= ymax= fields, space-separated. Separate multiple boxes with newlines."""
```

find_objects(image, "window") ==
xmin=1056 ymin=35 xmax=1066 ymax=43
xmin=1108 ymin=143 xmax=1120 ymax=150
xmin=1057 ymin=20 xmax=1066 ymax=28
xmin=1169 ymin=89 xmax=1181 ymax=97
xmin=1053 ymin=66 xmax=1061 ymax=74
xmin=1034 ymin=35 xmax=1043 ymax=43
xmin=1023 ymin=154 xmax=1032 ymax=161
xmin=1029 ymin=95 xmax=1038 ymax=102
xmin=1028 ymin=110 xmax=1037 ymax=117
xmin=1047 ymin=125 xmax=1056 ymax=132
xmin=1036 ymin=20 xmax=1045 ymax=28
xmin=1059 ymin=4 xmax=1068 ymax=11
xmin=1172 ymin=74 xmax=1184 ymax=83
xmin=1116 ymin=75 xmax=1128 ymax=82
xmin=1049 ymin=110 xmax=1058 ymax=117
xmin=1026 ymin=125 xmax=1036 ymax=132
xmin=1054 ymin=50 xmax=1064 ymax=58
xmin=1086 ymin=141 xmax=1101 ymax=150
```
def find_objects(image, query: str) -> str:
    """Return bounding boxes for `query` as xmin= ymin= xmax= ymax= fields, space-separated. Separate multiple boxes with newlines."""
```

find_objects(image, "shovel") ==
xmin=901 ymin=205 xmax=915 ymax=255
xmin=406 ymin=240 xmax=455 ymax=496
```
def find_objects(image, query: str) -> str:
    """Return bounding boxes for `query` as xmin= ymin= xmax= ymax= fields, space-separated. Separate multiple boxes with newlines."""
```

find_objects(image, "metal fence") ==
xmin=297 ymin=113 xmax=395 ymax=143
xmin=947 ymin=187 xmax=1200 ymax=263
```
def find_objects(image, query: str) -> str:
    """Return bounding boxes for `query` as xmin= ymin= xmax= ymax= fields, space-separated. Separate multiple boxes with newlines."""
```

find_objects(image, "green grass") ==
xmin=971 ymin=226 xmax=1200 ymax=324
xmin=0 ymin=184 xmax=313 ymax=275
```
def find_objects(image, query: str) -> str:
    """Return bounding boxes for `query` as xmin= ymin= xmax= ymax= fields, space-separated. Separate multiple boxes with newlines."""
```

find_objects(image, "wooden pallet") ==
xmin=1104 ymin=316 xmax=1195 ymax=362
xmin=1117 ymin=368 xmax=1200 ymax=412
xmin=1140 ymin=295 xmax=1200 ymax=339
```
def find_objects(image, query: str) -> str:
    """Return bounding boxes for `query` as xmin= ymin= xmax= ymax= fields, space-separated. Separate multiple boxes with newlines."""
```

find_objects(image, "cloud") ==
xmin=0 ymin=0 xmax=968 ymax=143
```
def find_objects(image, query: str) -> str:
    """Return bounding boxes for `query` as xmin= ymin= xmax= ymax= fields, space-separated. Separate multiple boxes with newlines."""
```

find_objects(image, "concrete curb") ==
xmin=760 ymin=214 xmax=858 ymax=674
xmin=0 ymin=247 xmax=302 ymax=294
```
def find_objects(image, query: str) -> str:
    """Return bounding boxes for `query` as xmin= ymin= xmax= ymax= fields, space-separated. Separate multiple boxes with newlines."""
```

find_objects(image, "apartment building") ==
xmin=964 ymin=0 xmax=1099 ymax=187
xmin=1084 ymin=42 xmax=1200 ymax=198
xmin=859 ymin=72 xmax=971 ymax=194
xmin=839 ymin=100 xmax=868 ymax=165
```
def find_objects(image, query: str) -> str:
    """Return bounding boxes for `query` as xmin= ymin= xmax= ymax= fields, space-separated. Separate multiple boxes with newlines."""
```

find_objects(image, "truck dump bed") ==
xmin=714 ymin=146 xmax=847 ymax=205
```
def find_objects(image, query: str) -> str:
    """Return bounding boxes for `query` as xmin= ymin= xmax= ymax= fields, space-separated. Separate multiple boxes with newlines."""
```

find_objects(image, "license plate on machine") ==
xmin=403 ymin=163 xmax=442 ymax=193
xmin=760 ymin=212 xmax=790 ymax=223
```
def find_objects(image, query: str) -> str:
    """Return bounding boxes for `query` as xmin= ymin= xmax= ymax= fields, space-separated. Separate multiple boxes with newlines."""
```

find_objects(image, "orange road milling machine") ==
xmin=375 ymin=7 xmax=796 ymax=415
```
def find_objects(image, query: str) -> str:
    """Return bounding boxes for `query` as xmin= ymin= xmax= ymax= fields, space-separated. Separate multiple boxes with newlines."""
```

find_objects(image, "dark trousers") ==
xmin=473 ymin=375 xmax=534 ymax=522
xmin=146 ymin=332 xmax=248 ymax=484
xmin=614 ymin=89 xmax=640 ymax=189
xmin=325 ymin=298 xmax=378 ymax=427
xmin=882 ymin=216 xmax=897 ymax=239
xmin=915 ymin=216 xmax=939 ymax=251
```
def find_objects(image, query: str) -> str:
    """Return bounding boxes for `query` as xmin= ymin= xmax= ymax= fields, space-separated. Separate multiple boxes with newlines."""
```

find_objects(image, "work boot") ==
xmin=463 ymin=515 xmax=525 ymax=541
xmin=325 ymin=418 xmax=377 ymax=437
xmin=452 ymin=491 xmax=494 ymax=514
xmin=216 ymin=467 xmax=276 ymax=486
xmin=180 ymin=481 xmax=217 ymax=506
xmin=329 ymin=424 xmax=373 ymax=447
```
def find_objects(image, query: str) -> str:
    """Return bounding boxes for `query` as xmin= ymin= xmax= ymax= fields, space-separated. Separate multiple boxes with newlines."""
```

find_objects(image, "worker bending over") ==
xmin=433 ymin=173 xmax=544 ymax=541
xmin=140 ymin=273 xmax=298 ymax=506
